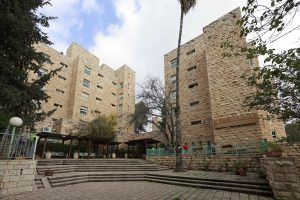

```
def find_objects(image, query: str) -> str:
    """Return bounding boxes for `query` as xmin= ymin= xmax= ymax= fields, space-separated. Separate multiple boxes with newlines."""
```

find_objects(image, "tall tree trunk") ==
xmin=175 ymin=8 xmax=184 ymax=172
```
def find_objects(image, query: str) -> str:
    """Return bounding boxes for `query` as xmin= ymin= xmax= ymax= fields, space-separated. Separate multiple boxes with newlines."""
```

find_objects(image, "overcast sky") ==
xmin=40 ymin=0 xmax=299 ymax=84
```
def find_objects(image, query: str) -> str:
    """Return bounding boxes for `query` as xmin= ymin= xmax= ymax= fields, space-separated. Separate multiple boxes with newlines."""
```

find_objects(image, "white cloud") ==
xmin=40 ymin=0 xmax=104 ymax=53
xmin=40 ymin=0 xmax=82 ymax=52
xmin=90 ymin=0 xmax=246 ymax=84
xmin=81 ymin=0 xmax=104 ymax=14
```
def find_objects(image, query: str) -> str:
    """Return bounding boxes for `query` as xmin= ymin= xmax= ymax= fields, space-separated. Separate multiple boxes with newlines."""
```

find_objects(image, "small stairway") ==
xmin=34 ymin=177 xmax=45 ymax=189
xmin=36 ymin=159 xmax=168 ymax=175
xmin=146 ymin=174 xmax=273 ymax=197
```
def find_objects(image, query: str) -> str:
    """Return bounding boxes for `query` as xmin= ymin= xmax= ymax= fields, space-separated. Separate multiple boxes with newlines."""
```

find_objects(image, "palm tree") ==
xmin=174 ymin=0 xmax=197 ymax=172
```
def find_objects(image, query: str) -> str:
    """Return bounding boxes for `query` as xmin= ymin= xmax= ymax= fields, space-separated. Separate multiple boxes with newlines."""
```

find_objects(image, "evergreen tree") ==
xmin=130 ymin=101 xmax=149 ymax=133
xmin=0 ymin=0 xmax=59 ymax=129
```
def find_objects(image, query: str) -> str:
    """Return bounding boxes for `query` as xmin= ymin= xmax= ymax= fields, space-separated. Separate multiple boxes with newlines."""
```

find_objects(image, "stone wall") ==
xmin=147 ymin=155 xmax=261 ymax=172
xmin=261 ymin=156 xmax=300 ymax=200
xmin=0 ymin=160 xmax=36 ymax=196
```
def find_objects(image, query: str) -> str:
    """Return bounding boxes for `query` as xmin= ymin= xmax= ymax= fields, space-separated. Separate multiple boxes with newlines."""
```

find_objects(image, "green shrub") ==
xmin=267 ymin=142 xmax=283 ymax=152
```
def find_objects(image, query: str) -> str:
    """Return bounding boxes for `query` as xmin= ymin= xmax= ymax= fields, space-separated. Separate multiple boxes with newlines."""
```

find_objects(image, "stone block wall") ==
xmin=147 ymin=155 xmax=260 ymax=172
xmin=261 ymin=156 xmax=300 ymax=200
xmin=0 ymin=160 xmax=36 ymax=196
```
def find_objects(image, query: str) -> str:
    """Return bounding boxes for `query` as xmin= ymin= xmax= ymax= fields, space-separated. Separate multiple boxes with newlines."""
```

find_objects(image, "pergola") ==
xmin=126 ymin=138 xmax=160 ymax=158
xmin=37 ymin=132 xmax=120 ymax=159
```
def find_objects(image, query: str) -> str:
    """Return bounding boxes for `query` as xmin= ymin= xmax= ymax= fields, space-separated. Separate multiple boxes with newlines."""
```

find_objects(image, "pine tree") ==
xmin=0 ymin=0 xmax=59 ymax=129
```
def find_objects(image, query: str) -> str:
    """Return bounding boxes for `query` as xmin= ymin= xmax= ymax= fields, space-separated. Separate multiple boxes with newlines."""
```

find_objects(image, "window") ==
xmin=60 ymin=62 xmax=68 ymax=68
xmin=186 ymin=49 xmax=195 ymax=55
xmin=94 ymin=110 xmax=101 ymax=114
xmin=56 ymin=89 xmax=65 ymax=94
xmin=96 ymin=97 xmax=102 ymax=101
xmin=58 ymin=75 xmax=66 ymax=80
xmin=191 ymin=120 xmax=201 ymax=125
xmin=171 ymin=75 xmax=176 ymax=84
xmin=187 ymin=66 xmax=197 ymax=71
xmin=38 ymin=68 xmax=48 ymax=77
xmin=272 ymin=130 xmax=277 ymax=138
xmin=112 ymin=81 xmax=117 ymax=85
xmin=81 ymin=92 xmax=89 ymax=100
xmin=120 ymin=82 xmax=124 ymax=88
xmin=171 ymin=91 xmax=176 ymax=100
xmin=111 ymin=104 xmax=116 ymax=107
xmin=112 ymin=92 xmax=116 ymax=96
xmin=80 ymin=106 xmax=88 ymax=115
xmin=54 ymin=103 xmax=63 ymax=108
xmin=189 ymin=83 xmax=198 ymax=88
xmin=97 ymin=85 xmax=103 ymax=89
xmin=84 ymin=66 xmax=91 ymax=75
xmin=83 ymin=79 xmax=90 ymax=88
xmin=170 ymin=58 xmax=177 ymax=68
xmin=98 ymin=73 xmax=104 ymax=77
xmin=190 ymin=101 xmax=199 ymax=106
xmin=248 ymin=58 xmax=254 ymax=66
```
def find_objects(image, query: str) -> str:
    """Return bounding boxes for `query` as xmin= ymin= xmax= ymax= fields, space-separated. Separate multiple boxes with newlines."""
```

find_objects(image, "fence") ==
xmin=147 ymin=141 xmax=265 ymax=157
xmin=0 ymin=128 xmax=39 ymax=160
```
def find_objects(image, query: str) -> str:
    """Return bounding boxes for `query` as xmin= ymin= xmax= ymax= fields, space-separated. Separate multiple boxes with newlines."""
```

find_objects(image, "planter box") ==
xmin=266 ymin=152 xmax=283 ymax=157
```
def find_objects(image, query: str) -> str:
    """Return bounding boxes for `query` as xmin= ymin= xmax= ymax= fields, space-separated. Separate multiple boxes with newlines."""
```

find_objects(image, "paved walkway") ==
xmin=3 ymin=182 xmax=273 ymax=200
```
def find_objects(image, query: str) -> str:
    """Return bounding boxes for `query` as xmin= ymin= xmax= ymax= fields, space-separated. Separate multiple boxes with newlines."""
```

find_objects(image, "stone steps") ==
xmin=46 ymin=173 xmax=273 ymax=197
xmin=146 ymin=178 xmax=273 ymax=197
xmin=37 ymin=166 xmax=168 ymax=175
xmin=34 ymin=178 xmax=45 ymax=189
xmin=37 ymin=159 xmax=148 ymax=166
xmin=37 ymin=159 xmax=168 ymax=175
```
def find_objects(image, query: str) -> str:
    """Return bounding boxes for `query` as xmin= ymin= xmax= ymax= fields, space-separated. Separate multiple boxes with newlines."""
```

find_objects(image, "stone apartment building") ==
xmin=164 ymin=8 xmax=286 ymax=147
xmin=33 ymin=42 xmax=135 ymax=142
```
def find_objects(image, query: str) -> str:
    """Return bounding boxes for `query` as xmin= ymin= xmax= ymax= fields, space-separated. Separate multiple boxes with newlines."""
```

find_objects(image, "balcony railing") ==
xmin=147 ymin=141 xmax=264 ymax=157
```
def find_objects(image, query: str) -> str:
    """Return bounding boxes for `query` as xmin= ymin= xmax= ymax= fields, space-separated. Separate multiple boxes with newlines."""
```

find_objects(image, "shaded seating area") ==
xmin=37 ymin=132 xmax=121 ymax=159
xmin=126 ymin=138 xmax=160 ymax=159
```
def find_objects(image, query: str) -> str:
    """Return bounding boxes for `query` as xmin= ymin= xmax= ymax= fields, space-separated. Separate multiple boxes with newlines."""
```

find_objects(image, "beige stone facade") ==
xmin=164 ymin=8 xmax=285 ymax=147
xmin=32 ymin=43 xmax=135 ymax=141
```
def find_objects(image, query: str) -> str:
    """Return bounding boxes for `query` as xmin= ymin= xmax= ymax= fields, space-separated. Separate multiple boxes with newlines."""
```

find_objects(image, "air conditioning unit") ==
xmin=42 ymin=127 xmax=52 ymax=133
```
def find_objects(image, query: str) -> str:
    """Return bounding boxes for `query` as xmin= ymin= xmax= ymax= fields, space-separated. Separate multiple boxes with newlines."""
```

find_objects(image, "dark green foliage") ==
xmin=130 ymin=101 xmax=149 ymax=133
xmin=283 ymin=122 xmax=300 ymax=144
xmin=178 ymin=0 xmax=197 ymax=14
xmin=236 ymin=0 xmax=300 ymax=122
xmin=0 ymin=110 xmax=9 ymax=131
xmin=89 ymin=115 xmax=117 ymax=140
xmin=0 ymin=0 xmax=59 ymax=129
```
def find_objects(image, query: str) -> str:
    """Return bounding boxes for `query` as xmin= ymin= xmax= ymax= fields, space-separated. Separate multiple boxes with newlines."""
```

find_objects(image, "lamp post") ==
xmin=7 ymin=117 xmax=23 ymax=159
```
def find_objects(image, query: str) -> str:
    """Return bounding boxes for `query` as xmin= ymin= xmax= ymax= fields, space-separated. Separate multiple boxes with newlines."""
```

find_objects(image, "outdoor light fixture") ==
xmin=7 ymin=117 xmax=23 ymax=159
xmin=9 ymin=117 xmax=23 ymax=127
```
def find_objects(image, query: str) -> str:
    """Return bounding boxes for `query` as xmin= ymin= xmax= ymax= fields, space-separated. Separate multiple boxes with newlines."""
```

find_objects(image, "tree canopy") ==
xmin=89 ymin=115 xmax=117 ymax=140
xmin=0 ymin=0 xmax=58 ymax=129
xmin=130 ymin=101 xmax=149 ymax=133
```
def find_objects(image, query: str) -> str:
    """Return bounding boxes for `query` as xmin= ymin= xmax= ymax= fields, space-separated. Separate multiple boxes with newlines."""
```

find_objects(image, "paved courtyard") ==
xmin=2 ymin=182 xmax=274 ymax=200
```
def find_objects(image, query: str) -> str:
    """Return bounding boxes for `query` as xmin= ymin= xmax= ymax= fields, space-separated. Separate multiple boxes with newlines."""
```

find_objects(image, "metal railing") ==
xmin=147 ymin=141 xmax=262 ymax=157
xmin=0 ymin=129 xmax=39 ymax=160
